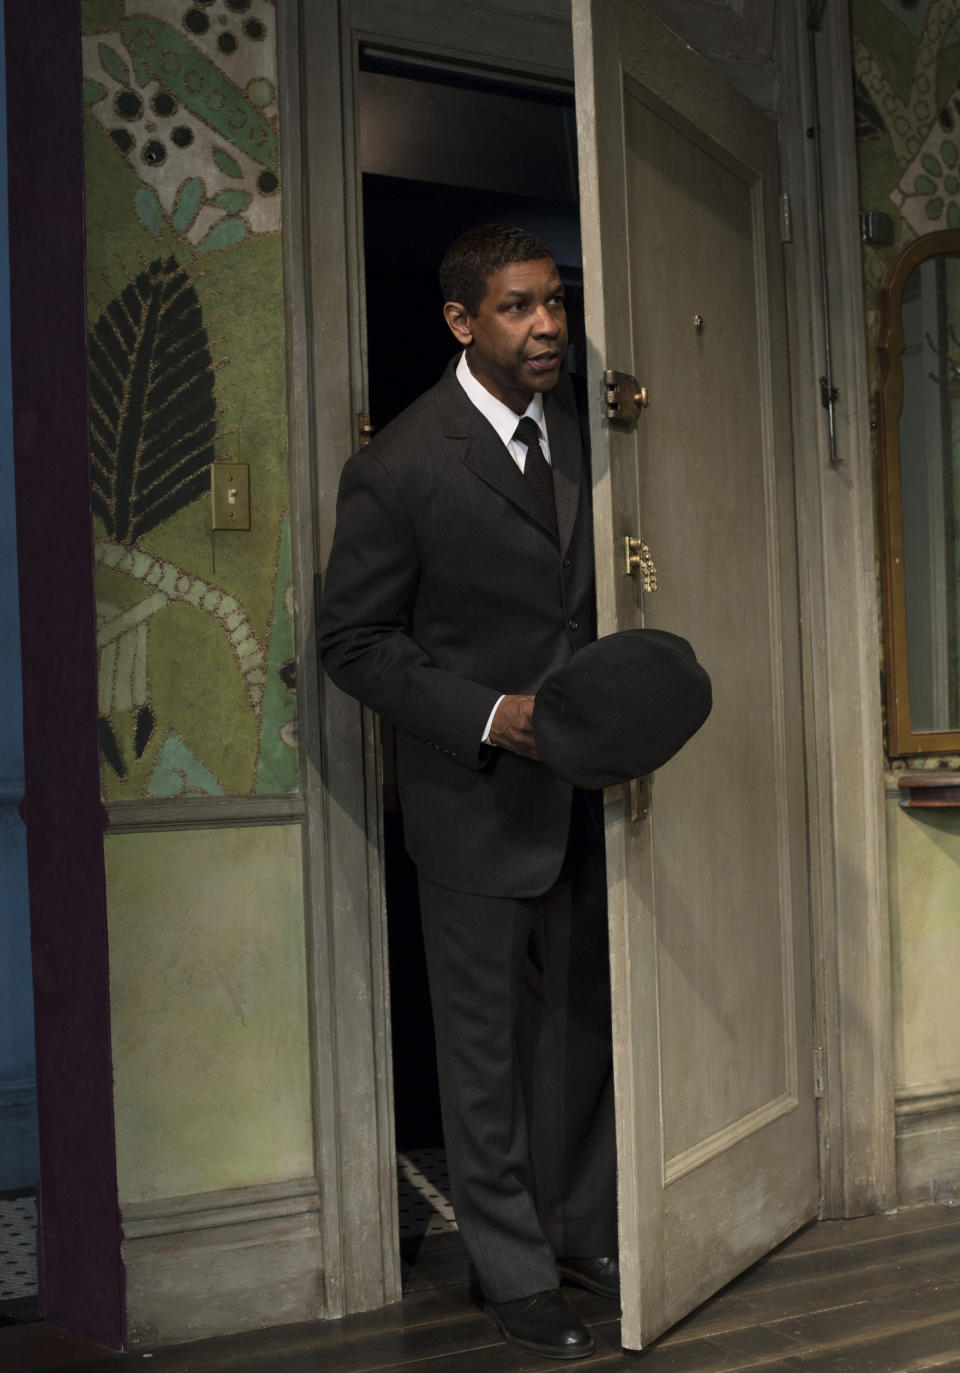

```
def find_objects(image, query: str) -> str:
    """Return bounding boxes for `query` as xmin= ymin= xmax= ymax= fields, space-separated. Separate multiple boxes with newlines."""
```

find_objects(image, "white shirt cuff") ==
xmin=482 ymin=695 xmax=506 ymax=745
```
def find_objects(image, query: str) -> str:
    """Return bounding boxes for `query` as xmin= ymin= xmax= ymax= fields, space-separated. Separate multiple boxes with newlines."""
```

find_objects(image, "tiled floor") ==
xmin=397 ymin=1148 xmax=471 ymax=1293
xmin=0 ymin=1192 xmax=37 ymax=1302
xmin=396 ymin=1148 xmax=456 ymax=1238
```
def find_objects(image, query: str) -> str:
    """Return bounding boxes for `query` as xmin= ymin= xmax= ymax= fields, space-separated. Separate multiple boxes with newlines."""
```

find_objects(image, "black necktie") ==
xmin=514 ymin=416 xmax=557 ymax=533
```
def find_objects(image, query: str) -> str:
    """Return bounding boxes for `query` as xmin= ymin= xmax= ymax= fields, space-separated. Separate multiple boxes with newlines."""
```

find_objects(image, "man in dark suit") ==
xmin=319 ymin=225 xmax=617 ymax=1360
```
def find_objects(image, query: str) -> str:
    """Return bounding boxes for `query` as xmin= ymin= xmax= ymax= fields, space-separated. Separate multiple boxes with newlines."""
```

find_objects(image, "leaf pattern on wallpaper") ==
xmin=94 ymin=541 xmax=266 ymax=713
xmin=88 ymin=256 xmax=217 ymax=545
xmin=99 ymin=715 xmax=126 ymax=780
xmin=134 ymin=705 xmax=156 ymax=760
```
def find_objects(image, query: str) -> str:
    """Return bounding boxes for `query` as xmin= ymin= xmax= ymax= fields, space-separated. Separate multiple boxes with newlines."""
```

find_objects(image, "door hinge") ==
xmin=629 ymin=776 xmax=649 ymax=822
xmin=813 ymin=1047 xmax=825 ymax=1099
xmin=604 ymin=369 xmax=649 ymax=425
xmin=357 ymin=412 xmax=375 ymax=448
xmin=779 ymin=192 xmax=793 ymax=244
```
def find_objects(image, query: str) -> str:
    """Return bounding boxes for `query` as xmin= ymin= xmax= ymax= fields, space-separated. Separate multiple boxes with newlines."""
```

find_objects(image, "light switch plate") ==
xmin=210 ymin=463 xmax=250 ymax=530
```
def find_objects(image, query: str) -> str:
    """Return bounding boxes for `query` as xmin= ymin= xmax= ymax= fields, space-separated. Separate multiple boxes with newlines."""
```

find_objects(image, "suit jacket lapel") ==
xmin=433 ymin=361 xmax=583 ymax=548
xmin=435 ymin=364 xmax=558 ymax=537
xmin=544 ymin=384 xmax=583 ymax=557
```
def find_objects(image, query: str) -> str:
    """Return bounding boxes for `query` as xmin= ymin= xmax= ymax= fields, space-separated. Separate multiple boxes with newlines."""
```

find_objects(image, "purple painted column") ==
xmin=5 ymin=0 xmax=125 ymax=1348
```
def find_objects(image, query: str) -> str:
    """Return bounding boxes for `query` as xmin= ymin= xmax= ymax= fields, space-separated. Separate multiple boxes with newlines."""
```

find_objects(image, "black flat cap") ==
xmin=533 ymin=629 xmax=712 ymax=789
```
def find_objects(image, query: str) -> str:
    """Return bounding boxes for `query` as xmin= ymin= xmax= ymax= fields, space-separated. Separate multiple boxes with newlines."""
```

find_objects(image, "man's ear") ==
xmin=444 ymin=300 xmax=473 ymax=347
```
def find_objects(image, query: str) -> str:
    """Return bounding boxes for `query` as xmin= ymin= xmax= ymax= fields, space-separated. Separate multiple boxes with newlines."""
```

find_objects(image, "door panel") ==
xmin=574 ymin=0 xmax=817 ymax=1348
xmin=627 ymin=92 xmax=794 ymax=1166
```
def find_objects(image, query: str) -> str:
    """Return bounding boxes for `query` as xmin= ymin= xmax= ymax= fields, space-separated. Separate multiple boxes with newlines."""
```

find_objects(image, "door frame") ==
xmin=7 ymin=0 xmax=126 ymax=1346
xmin=775 ymin=0 xmax=896 ymax=1219
xmin=279 ymin=0 xmax=895 ymax=1320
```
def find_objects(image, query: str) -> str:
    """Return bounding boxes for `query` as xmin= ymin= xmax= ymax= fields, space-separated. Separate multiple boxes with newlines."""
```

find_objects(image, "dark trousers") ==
xmin=417 ymin=792 xmax=617 ymax=1302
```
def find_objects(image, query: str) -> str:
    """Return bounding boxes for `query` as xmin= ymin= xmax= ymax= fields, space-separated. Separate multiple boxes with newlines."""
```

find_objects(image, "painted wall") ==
xmin=853 ymin=0 xmax=960 ymax=1193
xmin=106 ymin=825 xmax=311 ymax=1204
xmin=0 ymin=0 xmax=39 ymax=1191
xmin=886 ymin=799 xmax=960 ymax=1086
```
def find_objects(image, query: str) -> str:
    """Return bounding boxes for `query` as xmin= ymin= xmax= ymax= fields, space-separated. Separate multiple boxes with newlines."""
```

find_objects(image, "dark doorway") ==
xmin=358 ymin=53 xmax=582 ymax=1290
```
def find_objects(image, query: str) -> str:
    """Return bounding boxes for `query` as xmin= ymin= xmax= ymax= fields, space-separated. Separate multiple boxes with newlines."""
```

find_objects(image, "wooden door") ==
xmin=573 ymin=0 xmax=818 ymax=1349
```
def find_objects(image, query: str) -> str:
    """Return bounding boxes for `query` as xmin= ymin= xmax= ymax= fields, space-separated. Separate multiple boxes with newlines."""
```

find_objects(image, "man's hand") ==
xmin=489 ymin=694 xmax=539 ymax=759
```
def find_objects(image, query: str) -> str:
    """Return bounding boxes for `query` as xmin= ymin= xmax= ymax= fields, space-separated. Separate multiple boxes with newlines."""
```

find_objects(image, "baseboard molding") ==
xmin=895 ymin=1082 xmax=960 ymax=1207
xmin=122 ymin=1177 xmax=325 ymax=1346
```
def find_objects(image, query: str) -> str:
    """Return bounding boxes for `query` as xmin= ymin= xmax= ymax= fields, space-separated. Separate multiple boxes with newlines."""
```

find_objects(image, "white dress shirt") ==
xmin=456 ymin=350 xmax=552 ymax=470
xmin=455 ymin=351 xmax=553 ymax=744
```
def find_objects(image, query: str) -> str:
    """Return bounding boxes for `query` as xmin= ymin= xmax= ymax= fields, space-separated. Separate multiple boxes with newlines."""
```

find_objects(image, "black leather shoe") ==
xmin=485 ymin=1288 xmax=595 ymax=1360
xmin=558 ymin=1256 xmax=620 ymax=1301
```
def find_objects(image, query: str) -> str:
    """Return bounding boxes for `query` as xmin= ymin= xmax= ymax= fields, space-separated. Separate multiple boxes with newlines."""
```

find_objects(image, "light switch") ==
xmin=210 ymin=463 xmax=250 ymax=530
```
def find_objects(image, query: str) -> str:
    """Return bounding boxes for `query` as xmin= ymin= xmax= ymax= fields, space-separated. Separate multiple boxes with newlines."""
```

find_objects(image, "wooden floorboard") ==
xmin=4 ymin=1207 xmax=960 ymax=1372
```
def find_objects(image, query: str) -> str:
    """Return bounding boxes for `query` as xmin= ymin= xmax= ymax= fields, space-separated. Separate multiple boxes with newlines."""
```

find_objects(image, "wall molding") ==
xmin=122 ymin=1176 xmax=320 ymax=1237
xmin=121 ymin=1178 xmax=324 ymax=1346
xmin=894 ymin=1083 xmax=960 ymax=1207
xmin=106 ymin=795 xmax=305 ymax=833
xmin=896 ymin=1081 xmax=960 ymax=1119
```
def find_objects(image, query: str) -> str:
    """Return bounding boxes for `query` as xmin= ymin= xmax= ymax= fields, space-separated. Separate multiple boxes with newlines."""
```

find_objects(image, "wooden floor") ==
xmin=4 ymin=1206 xmax=960 ymax=1371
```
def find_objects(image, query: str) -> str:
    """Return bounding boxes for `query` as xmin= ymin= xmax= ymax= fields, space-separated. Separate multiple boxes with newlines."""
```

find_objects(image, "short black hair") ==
xmin=439 ymin=224 xmax=555 ymax=316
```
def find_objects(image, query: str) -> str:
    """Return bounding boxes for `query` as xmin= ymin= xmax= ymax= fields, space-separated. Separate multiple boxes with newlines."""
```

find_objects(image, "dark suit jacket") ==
xmin=318 ymin=359 xmax=595 ymax=897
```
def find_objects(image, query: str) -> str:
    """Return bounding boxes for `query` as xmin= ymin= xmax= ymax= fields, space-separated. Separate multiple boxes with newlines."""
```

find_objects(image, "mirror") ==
xmin=878 ymin=229 xmax=960 ymax=756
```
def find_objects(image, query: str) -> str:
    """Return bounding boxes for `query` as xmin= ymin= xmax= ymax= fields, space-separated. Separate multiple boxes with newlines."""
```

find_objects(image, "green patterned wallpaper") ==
xmin=80 ymin=0 xmax=297 ymax=799
xmin=854 ymin=0 xmax=960 ymax=368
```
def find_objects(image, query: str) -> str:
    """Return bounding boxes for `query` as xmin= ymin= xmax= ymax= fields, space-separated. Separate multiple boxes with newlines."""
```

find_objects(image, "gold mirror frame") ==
xmin=878 ymin=229 xmax=960 ymax=757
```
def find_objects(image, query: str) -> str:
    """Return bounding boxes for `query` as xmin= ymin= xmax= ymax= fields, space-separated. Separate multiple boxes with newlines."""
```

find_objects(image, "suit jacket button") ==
xmin=569 ymin=618 xmax=579 ymax=631
xmin=563 ymin=557 xmax=572 ymax=568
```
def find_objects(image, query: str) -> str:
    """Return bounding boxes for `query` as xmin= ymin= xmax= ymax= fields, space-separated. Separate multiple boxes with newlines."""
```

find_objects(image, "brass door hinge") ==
xmin=604 ymin=369 xmax=649 ymax=425
xmin=357 ymin=412 xmax=375 ymax=448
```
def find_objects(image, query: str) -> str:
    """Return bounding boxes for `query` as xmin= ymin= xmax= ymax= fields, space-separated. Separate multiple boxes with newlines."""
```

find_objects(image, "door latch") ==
xmin=604 ymin=369 xmax=649 ymax=425
xmin=624 ymin=535 xmax=658 ymax=592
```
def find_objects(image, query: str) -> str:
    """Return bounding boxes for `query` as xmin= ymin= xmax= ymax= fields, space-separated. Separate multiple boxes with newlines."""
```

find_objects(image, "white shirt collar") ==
xmin=455 ymin=351 xmax=546 ymax=450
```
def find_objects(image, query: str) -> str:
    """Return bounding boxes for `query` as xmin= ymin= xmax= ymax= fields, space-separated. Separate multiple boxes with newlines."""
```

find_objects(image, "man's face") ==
xmin=444 ymin=257 xmax=568 ymax=413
